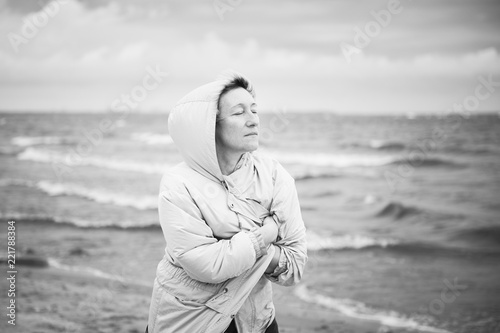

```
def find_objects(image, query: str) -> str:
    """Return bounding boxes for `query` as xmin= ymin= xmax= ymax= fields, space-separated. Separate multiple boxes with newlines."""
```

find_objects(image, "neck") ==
xmin=217 ymin=148 xmax=244 ymax=176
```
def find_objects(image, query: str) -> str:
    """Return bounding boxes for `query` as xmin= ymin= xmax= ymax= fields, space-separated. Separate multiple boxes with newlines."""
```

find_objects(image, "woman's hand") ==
xmin=260 ymin=215 xmax=279 ymax=246
xmin=265 ymin=245 xmax=281 ymax=274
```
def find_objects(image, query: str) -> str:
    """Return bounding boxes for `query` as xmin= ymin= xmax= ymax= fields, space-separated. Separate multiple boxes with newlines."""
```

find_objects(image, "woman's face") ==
xmin=216 ymin=87 xmax=259 ymax=155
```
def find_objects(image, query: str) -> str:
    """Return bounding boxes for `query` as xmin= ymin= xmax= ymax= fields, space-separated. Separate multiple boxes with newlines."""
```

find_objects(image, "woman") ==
xmin=147 ymin=72 xmax=307 ymax=333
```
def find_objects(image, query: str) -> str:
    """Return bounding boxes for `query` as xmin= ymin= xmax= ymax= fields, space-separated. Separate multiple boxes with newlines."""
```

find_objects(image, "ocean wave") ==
xmin=374 ymin=201 xmax=464 ymax=223
xmin=48 ymin=258 xmax=150 ymax=287
xmin=376 ymin=201 xmax=423 ymax=220
xmin=307 ymin=231 xmax=398 ymax=251
xmin=369 ymin=139 xmax=407 ymax=151
xmin=0 ymin=178 xmax=36 ymax=187
xmin=11 ymin=136 xmax=71 ymax=147
xmin=451 ymin=225 xmax=500 ymax=248
xmin=390 ymin=156 xmax=463 ymax=168
xmin=383 ymin=241 xmax=492 ymax=257
xmin=311 ymin=190 xmax=341 ymax=198
xmin=131 ymin=132 xmax=174 ymax=145
xmin=291 ymin=169 xmax=340 ymax=181
xmin=0 ymin=146 xmax=24 ymax=156
xmin=0 ymin=212 xmax=159 ymax=229
xmin=369 ymin=140 xmax=495 ymax=156
xmin=295 ymin=285 xmax=452 ymax=333
xmin=17 ymin=147 xmax=54 ymax=163
xmin=8 ymin=211 xmax=494 ymax=256
xmin=0 ymin=178 xmax=157 ymax=210
xmin=14 ymin=256 xmax=49 ymax=267
xmin=48 ymin=258 xmax=128 ymax=283
xmin=442 ymin=143 xmax=499 ymax=155
xmin=0 ymin=210 xmax=398 ymax=253
xmin=17 ymin=147 xmax=386 ymax=179
xmin=17 ymin=147 xmax=170 ymax=174
xmin=262 ymin=150 xmax=399 ymax=168
xmin=341 ymin=140 xmax=407 ymax=151
xmin=290 ymin=166 xmax=381 ymax=181
xmin=347 ymin=139 xmax=494 ymax=157
xmin=37 ymin=181 xmax=157 ymax=210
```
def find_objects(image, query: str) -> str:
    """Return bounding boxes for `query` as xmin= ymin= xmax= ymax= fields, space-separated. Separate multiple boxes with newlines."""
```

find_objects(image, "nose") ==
xmin=245 ymin=110 xmax=259 ymax=127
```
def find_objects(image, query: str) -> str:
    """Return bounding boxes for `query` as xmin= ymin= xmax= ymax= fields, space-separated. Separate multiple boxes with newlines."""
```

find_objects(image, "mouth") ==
xmin=245 ymin=132 xmax=258 ymax=137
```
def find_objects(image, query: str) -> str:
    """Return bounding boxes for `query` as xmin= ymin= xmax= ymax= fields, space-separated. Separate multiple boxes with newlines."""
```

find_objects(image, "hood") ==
xmin=168 ymin=74 xmax=250 ymax=184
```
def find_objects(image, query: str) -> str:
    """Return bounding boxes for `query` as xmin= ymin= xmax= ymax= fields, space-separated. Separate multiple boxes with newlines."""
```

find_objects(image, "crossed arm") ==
xmin=260 ymin=216 xmax=281 ymax=274
xmin=159 ymin=166 xmax=307 ymax=285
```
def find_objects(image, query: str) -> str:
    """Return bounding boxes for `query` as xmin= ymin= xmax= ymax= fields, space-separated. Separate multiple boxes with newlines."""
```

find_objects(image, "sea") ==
xmin=0 ymin=111 xmax=499 ymax=333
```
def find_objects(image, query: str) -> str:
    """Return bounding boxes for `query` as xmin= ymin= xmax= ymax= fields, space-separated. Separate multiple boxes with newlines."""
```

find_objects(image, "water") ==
xmin=0 ymin=111 xmax=499 ymax=332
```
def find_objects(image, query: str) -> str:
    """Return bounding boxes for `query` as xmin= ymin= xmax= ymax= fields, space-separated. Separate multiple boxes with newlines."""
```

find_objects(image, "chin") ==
xmin=244 ymin=143 xmax=259 ymax=152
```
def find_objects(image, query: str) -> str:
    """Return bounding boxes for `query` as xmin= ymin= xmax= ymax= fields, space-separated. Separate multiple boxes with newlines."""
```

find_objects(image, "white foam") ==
xmin=0 ymin=211 xmax=158 ymax=229
xmin=83 ymin=155 xmax=168 ymax=174
xmin=48 ymin=258 xmax=127 ymax=282
xmin=368 ymin=139 xmax=407 ymax=151
xmin=295 ymin=285 xmax=453 ymax=333
xmin=131 ymin=132 xmax=174 ymax=145
xmin=18 ymin=147 xmax=392 ymax=178
xmin=17 ymin=147 xmax=61 ymax=163
xmin=288 ymin=166 xmax=381 ymax=181
xmin=48 ymin=258 xmax=151 ymax=287
xmin=0 ymin=178 xmax=157 ymax=210
xmin=0 ymin=211 xmax=98 ymax=228
xmin=363 ymin=194 xmax=379 ymax=205
xmin=17 ymin=147 xmax=170 ymax=174
xmin=307 ymin=231 xmax=398 ymax=251
xmin=11 ymin=136 xmax=65 ymax=147
xmin=262 ymin=150 xmax=398 ymax=168
xmin=37 ymin=180 xmax=158 ymax=210
xmin=369 ymin=139 xmax=386 ymax=149
xmin=289 ymin=168 xmax=340 ymax=180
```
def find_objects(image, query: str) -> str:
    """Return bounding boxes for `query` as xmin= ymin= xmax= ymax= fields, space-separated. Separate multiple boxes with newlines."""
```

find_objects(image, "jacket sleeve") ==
xmin=158 ymin=179 xmax=268 ymax=284
xmin=265 ymin=161 xmax=308 ymax=286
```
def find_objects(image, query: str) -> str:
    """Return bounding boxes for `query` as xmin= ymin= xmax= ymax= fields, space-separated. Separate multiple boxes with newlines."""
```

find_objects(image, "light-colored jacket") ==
xmin=147 ymin=77 xmax=307 ymax=333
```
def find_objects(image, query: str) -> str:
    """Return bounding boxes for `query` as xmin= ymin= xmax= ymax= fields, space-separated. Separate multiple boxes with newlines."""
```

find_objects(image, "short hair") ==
xmin=217 ymin=75 xmax=256 ymax=117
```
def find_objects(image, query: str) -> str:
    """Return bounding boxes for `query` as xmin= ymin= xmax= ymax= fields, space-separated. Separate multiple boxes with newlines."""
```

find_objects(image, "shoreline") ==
xmin=0 ymin=218 xmax=445 ymax=333
xmin=0 ymin=262 xmax=395 ymax=333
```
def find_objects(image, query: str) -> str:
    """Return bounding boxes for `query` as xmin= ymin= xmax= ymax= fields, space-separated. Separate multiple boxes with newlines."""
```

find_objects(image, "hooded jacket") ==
xmin=147 ymin=74 xmax=307 ymax=333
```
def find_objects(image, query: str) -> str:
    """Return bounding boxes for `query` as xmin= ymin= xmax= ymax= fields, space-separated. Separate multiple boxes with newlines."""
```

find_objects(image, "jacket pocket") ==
xmin=147 ymin=279 xmax=165 ymax=333
xmin=156 ymin=261 xmax=224 ymax=305
xmin=165 ymin=280 xmax=224 ymax=306
xmin=153 ymin=290 xmax=217 ymax=333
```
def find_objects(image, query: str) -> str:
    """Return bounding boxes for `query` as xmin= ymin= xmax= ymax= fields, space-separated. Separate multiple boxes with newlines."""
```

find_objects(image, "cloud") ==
xmin=0 ymin=0 xmax=499 ymax=113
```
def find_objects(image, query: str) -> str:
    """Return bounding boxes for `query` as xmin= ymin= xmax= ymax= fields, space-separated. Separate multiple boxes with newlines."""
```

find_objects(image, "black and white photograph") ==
xmin=0 ymin=1 xmax=499 ymax=332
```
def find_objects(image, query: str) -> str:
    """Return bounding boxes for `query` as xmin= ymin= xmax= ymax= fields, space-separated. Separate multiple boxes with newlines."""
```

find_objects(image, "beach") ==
xmin=2 ymin=219 xmax=401 ymax=333
xmin=1 ymin=266 xmax=387 ymax=333
xmin=1 ymin=112 xmax=500 ymax=333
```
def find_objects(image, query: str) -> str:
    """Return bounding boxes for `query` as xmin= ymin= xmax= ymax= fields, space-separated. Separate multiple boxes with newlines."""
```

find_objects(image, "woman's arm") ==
xmin=265 ymin=162 xmax=308 ymax=286
xmin=265 ymin=245 xmax=281 ymax=274
xmin=261 ymin=215 xmax=281 ymax=274
xmin=159 ymin=177 xmax=272 ymax=284
xmin=260 ymin=214 xmax=279 ymax=245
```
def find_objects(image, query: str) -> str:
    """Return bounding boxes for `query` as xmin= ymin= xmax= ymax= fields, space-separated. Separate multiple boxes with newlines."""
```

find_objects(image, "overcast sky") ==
xmin=1 ymin=0 xmax=499 ymax=114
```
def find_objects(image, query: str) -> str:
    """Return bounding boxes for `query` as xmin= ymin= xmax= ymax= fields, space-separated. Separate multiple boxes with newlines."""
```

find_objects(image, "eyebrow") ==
xmin=230 ymin=102 xmax=258 ymax=110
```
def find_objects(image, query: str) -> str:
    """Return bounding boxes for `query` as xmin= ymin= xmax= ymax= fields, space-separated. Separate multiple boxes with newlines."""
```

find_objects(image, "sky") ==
xmin=0 ymin=0 xmax=499 ymax=114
